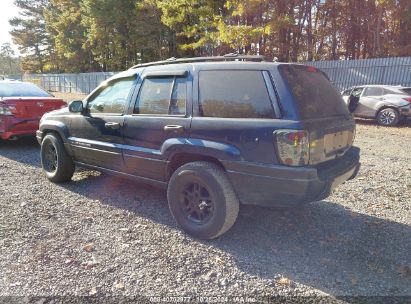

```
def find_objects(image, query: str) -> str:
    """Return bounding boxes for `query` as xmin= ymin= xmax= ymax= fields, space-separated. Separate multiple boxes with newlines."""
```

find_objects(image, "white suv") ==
xmin=342 ymin=85 xmax=411 ymax=126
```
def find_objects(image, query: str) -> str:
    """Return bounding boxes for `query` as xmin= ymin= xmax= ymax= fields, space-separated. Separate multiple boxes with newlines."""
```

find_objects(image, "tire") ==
xmin=41 ymin=133 xmax=75 ymax=183
xmin=167 ymin=161 xmax=239 ymax=239
xmin=376 ymin=108 xmax=400 ymax=126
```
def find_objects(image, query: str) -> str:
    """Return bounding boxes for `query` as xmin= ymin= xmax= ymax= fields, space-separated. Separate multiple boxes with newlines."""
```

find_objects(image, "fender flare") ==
xmin=161 ymin=137 xmax=242 ymax=178
xmin=39 ymin=120 xmax=70 ymax=142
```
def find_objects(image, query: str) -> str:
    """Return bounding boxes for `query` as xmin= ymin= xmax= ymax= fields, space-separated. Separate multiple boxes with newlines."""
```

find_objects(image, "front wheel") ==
xmin=167 ymin=161 xmax=239 ymax=239
xmin=376 ymin=108 xmax=400 ymax=126
xmin=41 ymin=133 xmax=75 ymax=183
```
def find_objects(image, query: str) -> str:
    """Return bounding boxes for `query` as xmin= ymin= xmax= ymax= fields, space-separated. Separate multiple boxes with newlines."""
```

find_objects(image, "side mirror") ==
xmin=69 ymin=100 xmax=84 ymax=113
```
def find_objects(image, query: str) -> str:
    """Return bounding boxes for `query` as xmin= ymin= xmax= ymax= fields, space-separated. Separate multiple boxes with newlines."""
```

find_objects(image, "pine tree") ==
xmin=9 ymin=0 xmax=51 ymax=72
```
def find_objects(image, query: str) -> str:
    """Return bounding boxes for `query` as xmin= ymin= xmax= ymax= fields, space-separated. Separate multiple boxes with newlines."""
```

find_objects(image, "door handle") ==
xmin=105 ymin=122 xmax=121 ymax=130
xmin=164 ymin=125 xmax=184 ymax=133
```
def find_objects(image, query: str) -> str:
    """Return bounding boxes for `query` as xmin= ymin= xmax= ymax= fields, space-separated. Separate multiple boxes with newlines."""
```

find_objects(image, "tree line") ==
xmin=9 ymin=0 xmax=411 ymax=73
xmin=0 ymin=43 xmax=21 ymax=76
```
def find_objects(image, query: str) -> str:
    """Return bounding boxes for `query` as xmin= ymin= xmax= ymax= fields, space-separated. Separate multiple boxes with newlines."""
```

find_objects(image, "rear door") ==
xmin=356 ymin=86 xmax=384 ymax=117
xmin=122 ymin=71 xmax=191 ymax=181
xmin=68 ymin=76 xmax=136 ymax=171
xmin=190 ymin=68 xmax=283 ymax=165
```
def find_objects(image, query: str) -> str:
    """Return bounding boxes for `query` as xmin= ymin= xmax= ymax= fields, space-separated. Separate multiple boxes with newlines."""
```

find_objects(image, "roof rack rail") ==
xmin=129 ymin=53 xmax=267 ymax=69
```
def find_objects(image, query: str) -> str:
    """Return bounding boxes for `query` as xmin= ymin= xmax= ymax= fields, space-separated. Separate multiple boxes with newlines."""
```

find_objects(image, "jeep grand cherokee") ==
xmin=37 ymin=55 xmax=360 ymax=239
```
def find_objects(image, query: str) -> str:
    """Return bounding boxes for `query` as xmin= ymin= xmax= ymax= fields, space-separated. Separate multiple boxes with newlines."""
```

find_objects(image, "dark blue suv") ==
xmin=37 ymin=55 xmax=360 ymax=239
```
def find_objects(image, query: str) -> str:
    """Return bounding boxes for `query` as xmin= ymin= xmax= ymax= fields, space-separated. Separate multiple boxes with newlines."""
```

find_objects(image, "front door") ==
xmin=122 ymin=73 xmax=192 ymax=181
xmin=69 ymin=77 xmax=136 ymax=171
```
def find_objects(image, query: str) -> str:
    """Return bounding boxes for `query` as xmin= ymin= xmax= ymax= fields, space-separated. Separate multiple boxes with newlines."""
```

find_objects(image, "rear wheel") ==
xmin=376 ymin=108 xmax=400 ymax=126
xmin=41 ymin=133 xmax=75 ymax=182
xmin=167 ymin=161 xmax=239 ymax=239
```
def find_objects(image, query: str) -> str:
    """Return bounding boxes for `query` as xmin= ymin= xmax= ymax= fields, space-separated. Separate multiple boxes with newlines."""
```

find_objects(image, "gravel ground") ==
xmin=0 ymin=118 xmax=410 ymax=301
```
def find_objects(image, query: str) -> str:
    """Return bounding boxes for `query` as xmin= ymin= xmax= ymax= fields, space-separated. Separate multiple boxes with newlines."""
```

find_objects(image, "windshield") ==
xmin=279 ymin=65 xmax=349 ymax=119
xmin=0 ymin=82 xmax=52 ymax=98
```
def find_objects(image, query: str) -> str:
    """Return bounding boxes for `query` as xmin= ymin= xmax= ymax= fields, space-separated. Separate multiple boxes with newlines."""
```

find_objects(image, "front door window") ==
xmin=87 ymin=78 xmax=135 ymax=114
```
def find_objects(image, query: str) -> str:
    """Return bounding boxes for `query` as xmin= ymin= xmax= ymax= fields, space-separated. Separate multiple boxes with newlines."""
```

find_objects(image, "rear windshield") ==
xmin=0 ymin=82 xmax=52 ymax=98
xmin=279 ymin=65 xmax=349 ymax=119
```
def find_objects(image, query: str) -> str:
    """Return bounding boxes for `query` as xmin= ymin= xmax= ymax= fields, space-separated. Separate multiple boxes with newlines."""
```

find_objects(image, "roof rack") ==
xmin=129 ymin=53 xmax=267 ymax=69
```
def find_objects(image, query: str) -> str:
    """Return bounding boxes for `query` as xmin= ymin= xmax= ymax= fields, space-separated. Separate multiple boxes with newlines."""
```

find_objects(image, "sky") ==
xmin=0 ymin=0 xmax=21 ymax=55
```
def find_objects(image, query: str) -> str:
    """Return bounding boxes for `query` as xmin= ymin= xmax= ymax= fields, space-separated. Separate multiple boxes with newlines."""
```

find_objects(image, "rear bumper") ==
xmin=222 ymin=146 xmax=360 ymax=207
xmin=0 ymin=116 xmax=39 ymax=140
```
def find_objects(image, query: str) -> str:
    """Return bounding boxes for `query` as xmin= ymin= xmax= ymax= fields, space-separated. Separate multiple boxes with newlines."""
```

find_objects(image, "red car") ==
xmin=0 ymin=81 xmax=66 ymax=140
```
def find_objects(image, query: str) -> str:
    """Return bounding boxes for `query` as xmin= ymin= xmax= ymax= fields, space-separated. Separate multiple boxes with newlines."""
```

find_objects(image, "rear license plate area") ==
xmin=324 ymin=131 xmax=352 ymax=155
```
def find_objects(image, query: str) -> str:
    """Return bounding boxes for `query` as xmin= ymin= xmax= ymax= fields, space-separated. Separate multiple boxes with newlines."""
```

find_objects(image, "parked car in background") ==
xmin=37 ymin=56 xmax=360 ymax=239
xmin=341 ymin=85 xmax=411 ymax=126
xmin=0 ymin=81 xmax=66 ymax=140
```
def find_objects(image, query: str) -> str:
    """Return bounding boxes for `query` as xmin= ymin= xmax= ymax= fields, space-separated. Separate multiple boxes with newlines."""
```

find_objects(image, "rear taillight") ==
xmin=274 ymin=130 xmax=309 ymax=166
xmin=403 ymin=98 xmax=411 ymax=103
xmin=0 ymin=105 xmax=14 ymax=115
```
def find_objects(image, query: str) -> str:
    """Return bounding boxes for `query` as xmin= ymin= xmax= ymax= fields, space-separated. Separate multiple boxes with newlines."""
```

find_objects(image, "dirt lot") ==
xmin=0 ymin=115 xmax=410 ymax=301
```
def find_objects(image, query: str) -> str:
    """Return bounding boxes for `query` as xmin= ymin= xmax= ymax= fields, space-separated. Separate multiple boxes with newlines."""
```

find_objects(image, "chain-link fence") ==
xmin=306 ymin=56 xmax=411 ymax=90
xmin=23 ymin=72 xmax=116 ymax=94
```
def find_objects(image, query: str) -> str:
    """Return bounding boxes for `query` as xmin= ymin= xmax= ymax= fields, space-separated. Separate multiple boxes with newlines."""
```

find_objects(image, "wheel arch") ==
xmin=166 ymin=152 xmax=226 ymax=181
xmin=375 ymin=105 xmax=400 ymax=118
xmin=39 ymin=120 xmax=69 ymax=139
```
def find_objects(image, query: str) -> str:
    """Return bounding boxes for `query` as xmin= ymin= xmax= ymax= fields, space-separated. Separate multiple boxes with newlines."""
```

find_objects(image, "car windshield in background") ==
xmin=279 ymin=65 xmax=349 ymax=119
xmin=0 ymin=82 xmax=52 ymax=98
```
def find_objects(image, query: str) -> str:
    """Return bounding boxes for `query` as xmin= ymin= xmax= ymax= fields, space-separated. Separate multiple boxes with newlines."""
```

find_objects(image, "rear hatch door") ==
xmin=278 ymin=64 xmax=355 ymax=165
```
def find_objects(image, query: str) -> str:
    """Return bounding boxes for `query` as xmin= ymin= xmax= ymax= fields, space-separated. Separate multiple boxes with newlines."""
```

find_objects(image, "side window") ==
xmin=363 ymin=87 xmax=384 ymax=97
xmin=401 ymin=88 xmax=411 ymax=96
xmin=87 ymin=78 xmax=135 ymax=114
xmin=199 ymin=70 xmax=274 ymax=118
xmin=384 ymin=88 xmax=402 ymax=95
xmin=170 ymin=78 xmax=187 ymax=115
xmin=134 ymin=77 xmax=187 ymax=115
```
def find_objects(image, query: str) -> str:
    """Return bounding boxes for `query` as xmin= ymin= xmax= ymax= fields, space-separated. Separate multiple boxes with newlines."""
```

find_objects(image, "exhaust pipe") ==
xmin=8 ymin=136 xmax=18 ymax=141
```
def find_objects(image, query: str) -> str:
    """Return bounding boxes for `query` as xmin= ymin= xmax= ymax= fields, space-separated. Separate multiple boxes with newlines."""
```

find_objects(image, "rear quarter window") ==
xmin=198 ymin=70 xmax=274 ymax=118
xmin=400 ymin=88 xmax=411 ymax=96
xmin=279 ymin=65 xmax=349 ymax=119
xmin=363 ymin=87 xmax=384 ymax=96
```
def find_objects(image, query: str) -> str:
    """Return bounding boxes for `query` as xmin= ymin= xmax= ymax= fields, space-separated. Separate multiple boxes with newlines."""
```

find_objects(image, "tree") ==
xmin=44 ymin=0 xmax=98 ymax=72
xmin=134 ymin=1 xmax=174 ymax=61
xmin=9 ymin=0 xmax=51 ymax=72
xmin=9 ymin=0 xmax=411 ymax=73
xmin=154 ymin=0 xmax=227 ymax=57
xmin=81 ymin=0 xmax=167 ymax=71
xmin=0 ymin=43 xmax=21 ymax=75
